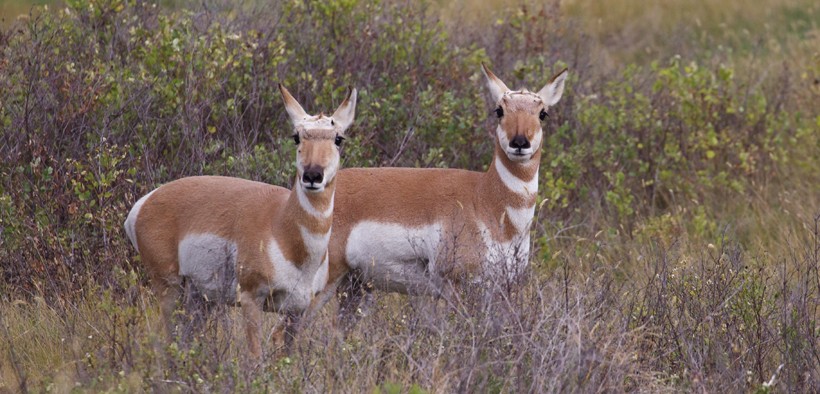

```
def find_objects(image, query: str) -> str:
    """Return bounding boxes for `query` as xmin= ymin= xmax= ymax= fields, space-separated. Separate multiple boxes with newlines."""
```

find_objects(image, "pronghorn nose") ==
xmin=509 ymin=135 xmax=531 ymax=150
xmin=302 ymin=168 xmax=324 ymax=185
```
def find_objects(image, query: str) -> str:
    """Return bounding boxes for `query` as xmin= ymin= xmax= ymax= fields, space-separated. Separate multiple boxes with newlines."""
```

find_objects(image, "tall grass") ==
xmin=1 ymin=0 xmax=818 ymax=391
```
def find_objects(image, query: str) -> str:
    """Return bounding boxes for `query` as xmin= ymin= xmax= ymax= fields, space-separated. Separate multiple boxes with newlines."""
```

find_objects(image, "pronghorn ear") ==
xmin=331 ymin=86 xmax=357 ymax=133
xmin=279 ymin=83 xmax=309 ymax=123
xmin=537 ymin=68 xmax=568 ymax=107
xmin=481 ymin=62 xmax=510 ymax=104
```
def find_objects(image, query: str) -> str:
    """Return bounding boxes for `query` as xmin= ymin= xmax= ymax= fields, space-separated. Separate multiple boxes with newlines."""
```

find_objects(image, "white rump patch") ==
xmin=123 ymin=189 xmax=157 ymax=253
xmin=178 ymin=233 xmax=239 ymax=304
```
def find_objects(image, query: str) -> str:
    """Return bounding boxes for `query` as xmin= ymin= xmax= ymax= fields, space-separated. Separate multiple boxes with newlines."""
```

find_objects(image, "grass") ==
xmin=2 ymin=227 xmax=817 ymax=391
xmin=1 ymin=0 xmax=819 ymax=391
xmin=0 ymin=0 xmax=55 ymax=28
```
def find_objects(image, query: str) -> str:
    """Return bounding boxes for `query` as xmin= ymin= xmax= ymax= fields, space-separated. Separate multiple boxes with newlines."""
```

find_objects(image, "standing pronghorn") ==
xmin=124 ymin=85 xmax=357 ymax=357
xmin=323 ymin=64 xmax=567 ymax=319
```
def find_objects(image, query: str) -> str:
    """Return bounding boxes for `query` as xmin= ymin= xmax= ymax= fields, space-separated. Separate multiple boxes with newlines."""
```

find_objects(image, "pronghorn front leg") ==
xmin=279 ymin=279 xmax=345 ymax=350
xmin=240 ymin=290 xmax=264 ymax=359
xmin=270 ymin=310 xmax=301 ymax=358
xmin=336 ymin=270 xmax=375 ymax=333
xmin=269 ymin=278 xmax=341 ymax=354
xmin=300 ymin=276 xmax=341 ymax=328
xmin=271 ymin=312 xmax=300 ymax=359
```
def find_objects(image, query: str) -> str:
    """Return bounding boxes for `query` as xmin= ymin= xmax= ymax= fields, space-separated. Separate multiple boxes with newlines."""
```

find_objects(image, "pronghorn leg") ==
xmin=270 ymin=282 xmax=339 ymax=358
xmin=271 ymin=310 xmax=300 ymax=359
xmin=240 ymin=290 xmax=263 ymax=360
xmin=300 ymin=279 xmax=340 ymax=329
xmin=270 ymin=316 xmax=286 ymax=355
xmin=283 ymin=311 xmax=301 ymax=352
xmin=179 ymin=278 xmax=213 ymax=344
xmin=153 ymin=276 xmax=182 ymax=341
xmin=337 ymin=270 xmax=374 ymax=333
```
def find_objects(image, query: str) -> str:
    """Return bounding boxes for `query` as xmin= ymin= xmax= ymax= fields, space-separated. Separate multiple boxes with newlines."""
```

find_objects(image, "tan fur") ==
xmin=134 ymin=175 xmax=333 ymax=290
xmin=327 ymin=156 xmax=539 ymax=282
xmin=324 ymin=64 xmax=568 ymax=291
xmin=125 ymin=85 xmax=356 ymax=358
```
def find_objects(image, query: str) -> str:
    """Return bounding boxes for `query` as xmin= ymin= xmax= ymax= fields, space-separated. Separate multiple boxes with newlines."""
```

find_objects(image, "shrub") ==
xmin=0 ymin=0 xmax=817 ymax=391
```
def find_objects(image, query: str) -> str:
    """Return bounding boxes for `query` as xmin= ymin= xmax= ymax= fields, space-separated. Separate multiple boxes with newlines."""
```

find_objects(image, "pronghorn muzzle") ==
xmin=509 ymin=135 xmax=531 ymax=154
xmin=302 ymin=165 xmax=324 ymax=190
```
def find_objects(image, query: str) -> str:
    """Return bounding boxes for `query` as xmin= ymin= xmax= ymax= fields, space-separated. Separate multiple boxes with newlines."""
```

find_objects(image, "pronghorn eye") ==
xmin=292 ymin=134 xmax=300 ymax=144
xmin=539 ymin=109 xmax=548 ymax=121
xmin=334 ymin=135 xmax=345 ymax=147
xmin=495 ymin=106 xmax=504 ymax=118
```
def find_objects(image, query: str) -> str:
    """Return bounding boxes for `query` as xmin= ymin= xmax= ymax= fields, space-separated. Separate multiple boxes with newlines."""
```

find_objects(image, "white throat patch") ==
xmin=494 ymin=160 xmax=538 ymax=197
xmin=504 ymin=205 xmax=536 ymax=233
xmin=296 ymin=186 xmax=334 ymax=218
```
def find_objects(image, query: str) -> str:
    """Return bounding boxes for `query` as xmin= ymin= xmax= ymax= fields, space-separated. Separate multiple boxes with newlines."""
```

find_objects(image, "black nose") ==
xmin=302 ymin=169 xmax=323 ymax=185
xmin=509 ymin=135 xmax=531 ymax=150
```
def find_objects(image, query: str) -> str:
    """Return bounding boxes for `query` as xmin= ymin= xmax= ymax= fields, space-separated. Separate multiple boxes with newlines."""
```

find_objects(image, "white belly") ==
xmin=178 ymin=231 xmax=330 ymax=312
xmin=345 ymin=220 xmax=532 ymax=291
xmin=345 ymin=221 xmax=443 ymax=293
xmin=178 ymin=233 xmax=239 ymax=304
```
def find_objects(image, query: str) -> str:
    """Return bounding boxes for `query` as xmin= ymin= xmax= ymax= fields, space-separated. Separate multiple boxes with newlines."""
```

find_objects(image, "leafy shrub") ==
xmin=0 ymin=0 xmax=817 ymax=391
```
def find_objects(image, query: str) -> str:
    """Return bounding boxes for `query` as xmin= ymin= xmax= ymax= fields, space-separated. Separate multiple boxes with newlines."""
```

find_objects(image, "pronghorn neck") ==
xmin=487 ymin=143 xmax=540 ymax=202
xmin=291 ymin=177 xmax=336 ymax=221
xmin=475 ymin=143 xmax=540 ymax=241
xmin=280 ymin=178 xmax=335 ymax=265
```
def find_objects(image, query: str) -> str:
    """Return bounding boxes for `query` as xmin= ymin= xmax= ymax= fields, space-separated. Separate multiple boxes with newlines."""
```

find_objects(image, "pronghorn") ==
xmin=320 ymin=64 xmax=567 ymax=321
xmin=124 ymin=85 xmax=357 ymax=357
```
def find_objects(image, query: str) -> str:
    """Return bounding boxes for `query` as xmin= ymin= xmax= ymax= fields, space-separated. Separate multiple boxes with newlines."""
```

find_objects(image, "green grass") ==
xmin=1 ymin=0 xmax=818 ymax=391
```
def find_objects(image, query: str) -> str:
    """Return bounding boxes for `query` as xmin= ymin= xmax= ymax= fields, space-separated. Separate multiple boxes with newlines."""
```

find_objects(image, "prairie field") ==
xmin=1 ymin=0 xmax=819 ymax=392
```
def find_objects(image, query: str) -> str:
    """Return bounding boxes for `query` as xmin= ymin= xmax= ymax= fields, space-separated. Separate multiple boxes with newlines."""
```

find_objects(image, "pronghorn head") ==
xmin=481 ymin=63 xmax=568 ymax=163
xmin=279 ymin=84 xmax=357 ymax=193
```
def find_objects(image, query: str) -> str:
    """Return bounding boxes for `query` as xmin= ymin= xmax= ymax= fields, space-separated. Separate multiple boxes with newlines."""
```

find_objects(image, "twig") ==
xmin=387 ymin=126 xmax=415 ymax=166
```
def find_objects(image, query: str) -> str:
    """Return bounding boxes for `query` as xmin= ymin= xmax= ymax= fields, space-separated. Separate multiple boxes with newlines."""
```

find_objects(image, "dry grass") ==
xmin=3 ymin=224 xmax=817 ymax=391
xmin=1 ymin=0 xmax=818 ymax=391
